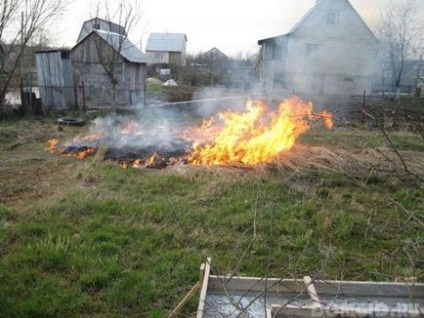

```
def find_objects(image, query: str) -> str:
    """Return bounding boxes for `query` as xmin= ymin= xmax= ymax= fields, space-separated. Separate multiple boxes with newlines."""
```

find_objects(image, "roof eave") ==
xmin=258 ymin=33 xmax=291 ymax=45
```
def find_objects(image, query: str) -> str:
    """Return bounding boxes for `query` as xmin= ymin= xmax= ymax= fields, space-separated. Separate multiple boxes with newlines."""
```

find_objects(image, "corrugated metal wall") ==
xmin=36 ymin=51 xmax=75 ymax=110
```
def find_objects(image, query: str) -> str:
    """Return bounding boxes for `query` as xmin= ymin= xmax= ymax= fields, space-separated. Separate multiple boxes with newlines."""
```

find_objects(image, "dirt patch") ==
xmin=0 ymin=120 xmax=89 ymax=209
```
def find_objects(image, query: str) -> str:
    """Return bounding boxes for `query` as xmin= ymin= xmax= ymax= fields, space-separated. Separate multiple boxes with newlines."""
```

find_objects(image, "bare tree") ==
xmin=91 ymin=0 xmax=141 ymax=112
xmin=0 ymin=0 xmax=67 ymax=117
xmin=377 ymin=0 xmax=424 ymax=100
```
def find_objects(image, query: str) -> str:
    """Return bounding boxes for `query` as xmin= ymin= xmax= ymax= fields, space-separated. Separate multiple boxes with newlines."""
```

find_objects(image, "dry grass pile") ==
xmin=274 ymin=144 xmax=424 ymax=180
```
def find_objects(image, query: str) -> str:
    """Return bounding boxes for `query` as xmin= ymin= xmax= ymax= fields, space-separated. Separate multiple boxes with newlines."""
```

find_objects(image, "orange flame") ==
xmin=121 ymin=121 xmax=143 ymax=136
xmin=179 ymin=117 xmax=219 ymax=143
xmin=72 ymin=133 xmax=101 ymax=143
xmin=188 ymin=97 xmax=333 ymax=166
xmin=46 ymin=138 xmax=59 ymax=153
xmin=72 ymin=148 xmax=96 ymax=160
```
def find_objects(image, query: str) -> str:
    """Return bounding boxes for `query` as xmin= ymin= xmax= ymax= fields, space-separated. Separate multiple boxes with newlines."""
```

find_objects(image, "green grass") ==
xmin=0 ymin=120 xmax=423 ymax=317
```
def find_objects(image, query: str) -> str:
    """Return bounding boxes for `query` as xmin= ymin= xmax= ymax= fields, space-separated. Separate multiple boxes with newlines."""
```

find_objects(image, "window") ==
xmin=327 ymin=11 xmax=340 ymax=25
xmin=306 ymin=43 xmax=320 ymax=60
xmin=61 ymin=51 xmax=70 ymax=59
xmin=154 ymin=52 xmax=165 ymax=62
xmin=93 ymin=23 xmax=100 ymax=30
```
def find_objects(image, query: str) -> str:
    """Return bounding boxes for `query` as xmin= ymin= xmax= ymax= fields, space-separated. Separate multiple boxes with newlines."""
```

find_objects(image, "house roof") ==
xmin=73 ymin=30 xmax=148 ymax=64
xmin=258 ymin=34 xmax=289 ymax=45
xmin=36 ymin=49 xmax=71 ymax=54
xmin=145 ymin=33 xmax=187 ymax=53
xmin=258 ymin=0 xmax=377 ymax=44
xmin=290 ymin=0 xmax=377 ymax=40
xmin=202 ymin=47 xmax=228 ymax=59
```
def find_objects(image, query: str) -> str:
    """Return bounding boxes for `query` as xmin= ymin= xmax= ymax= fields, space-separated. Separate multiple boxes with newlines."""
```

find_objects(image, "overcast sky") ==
xmin=54 ymin=0 xmax=421 ymax=57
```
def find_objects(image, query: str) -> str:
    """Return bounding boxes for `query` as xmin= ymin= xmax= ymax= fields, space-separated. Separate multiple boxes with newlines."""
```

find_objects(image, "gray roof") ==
xmin=145 ymin=33 xmax=187 ymax=53
xmin=95 ymin=30 xmax=148 ymax=64
xmin=77 ymin=17 xmax=127 ymax=44
xmin=289 ymin=0 xmax=377 ymax=40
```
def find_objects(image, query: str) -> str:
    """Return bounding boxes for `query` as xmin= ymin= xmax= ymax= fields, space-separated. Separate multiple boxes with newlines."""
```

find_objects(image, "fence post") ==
xmin=81 ymin=81 xmax=87 ymax=112
xmin=29 ymin=73 xmax=33 ymax=117
xmin=361 ymin=90 xmax=366 ymax=126
xmin=73 ymin=84 xmax=79 ymax=111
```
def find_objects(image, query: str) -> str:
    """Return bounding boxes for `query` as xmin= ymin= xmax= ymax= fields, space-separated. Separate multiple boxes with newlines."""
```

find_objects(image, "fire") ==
xmin=46 ymin=138 xmax=59 ymax=153
xmin=121 ymin=121 xmax=143 ymax=136
xmin=188 ymin=97 xmax=333 ymax=166
xmin=72 ymin=147 xmax=96 ymax=160
xmin=120 ymin=159 xmax=144 ymax=169
xmin=73 ymin=133 xmax=101 ymax=143
xmin=45 ymin=97 xmax=334 ymax=169
xmin=179 ymin=117 xmax=219 ymax=144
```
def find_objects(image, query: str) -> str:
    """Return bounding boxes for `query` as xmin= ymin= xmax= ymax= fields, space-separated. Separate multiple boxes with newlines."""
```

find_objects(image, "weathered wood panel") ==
xmin=36 ymin=50 xmax=75 ymax=110
xmin=169 ymin=52 xmax=182 ymax=66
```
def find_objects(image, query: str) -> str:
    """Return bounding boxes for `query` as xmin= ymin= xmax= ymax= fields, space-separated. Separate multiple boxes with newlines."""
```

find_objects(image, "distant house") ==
xmin=202 ymin=47 xmax=228 ymax=61
xmin=71 ymin=19 xmax=148 ymax=108
xmin=257 ymin=0 xmax=378 ymax=96
xmin=145 ymin=33 xmax=187 ymax=67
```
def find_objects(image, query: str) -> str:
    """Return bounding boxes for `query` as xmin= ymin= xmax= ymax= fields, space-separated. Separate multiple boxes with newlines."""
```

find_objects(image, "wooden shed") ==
xmin=71 ymin=29 xmax=148 ymax=108
xmin=35 ymin=50 xmax=75 ymax=110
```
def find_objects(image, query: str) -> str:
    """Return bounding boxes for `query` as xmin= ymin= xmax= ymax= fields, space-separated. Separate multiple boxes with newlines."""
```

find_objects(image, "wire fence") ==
xmin=32 ymin=84 xmax=146 ymax=112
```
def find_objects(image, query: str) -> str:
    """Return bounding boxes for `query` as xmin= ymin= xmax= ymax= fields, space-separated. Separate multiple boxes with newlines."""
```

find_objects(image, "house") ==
xmin=71 ymin=19 xmax=148 ymax=108
xmin=202 ymin=47 xmax=228 ymax=61
xmin=36 ymin=49 xmax=74 ymax=110
xmin=257 ymin=0 xmax=378 ymax=97
xmin=198 ymin=47 xmax=229 ymax=75
xmin=145 ymin=33 xmax=187 ymax=67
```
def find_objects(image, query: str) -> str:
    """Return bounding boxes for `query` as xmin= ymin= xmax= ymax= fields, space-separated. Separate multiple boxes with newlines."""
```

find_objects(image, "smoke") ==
xmin=68 ymin=107 xmax=192 ymax=153
xmin=192 ymin=87 xmax=247 ymax=118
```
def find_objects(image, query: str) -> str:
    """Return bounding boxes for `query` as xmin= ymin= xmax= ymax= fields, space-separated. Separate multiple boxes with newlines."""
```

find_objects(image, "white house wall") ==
xmin=260 ymin=0 xmax=378 ymax=97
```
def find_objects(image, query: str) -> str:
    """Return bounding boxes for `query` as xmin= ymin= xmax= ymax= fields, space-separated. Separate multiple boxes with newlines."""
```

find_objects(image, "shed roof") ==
xmin=73 ymin=30 xmax=148 ymax=64
xmin=77 ymin=17 xmax=127 ymax=44
xmin=145 ymin=33 xmax=187 ymax=53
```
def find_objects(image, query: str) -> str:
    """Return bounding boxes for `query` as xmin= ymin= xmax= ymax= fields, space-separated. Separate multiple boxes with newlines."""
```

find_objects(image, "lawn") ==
xmin=0 ymin=105 xmax=423 ymax=317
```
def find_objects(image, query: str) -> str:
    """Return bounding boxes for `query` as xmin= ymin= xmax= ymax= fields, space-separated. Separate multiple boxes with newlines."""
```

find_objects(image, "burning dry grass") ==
xmin=0 ymin=117 xmax=423 ymax=317
xmin=45 ymin=97 xmax=336 ymax=170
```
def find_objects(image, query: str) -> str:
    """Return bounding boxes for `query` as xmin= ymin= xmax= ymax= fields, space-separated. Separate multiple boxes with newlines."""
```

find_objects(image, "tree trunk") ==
xmin=395 ymin=87 xmax=401 ymax=102
xmin=112 ymin=83 xmax=117 ymax=113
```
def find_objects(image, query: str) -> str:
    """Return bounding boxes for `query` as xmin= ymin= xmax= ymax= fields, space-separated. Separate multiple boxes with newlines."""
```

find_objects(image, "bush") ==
xmin=164 ymin=86 xmax=195 ymax=102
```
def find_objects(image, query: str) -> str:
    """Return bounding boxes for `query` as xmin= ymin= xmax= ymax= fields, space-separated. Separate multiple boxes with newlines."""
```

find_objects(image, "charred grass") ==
xmin=0 ymin=118 xmax=423 ymax=317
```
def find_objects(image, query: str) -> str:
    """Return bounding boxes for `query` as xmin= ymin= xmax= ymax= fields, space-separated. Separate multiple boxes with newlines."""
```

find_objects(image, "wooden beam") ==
xmin=168 ymin=281 xmax=201 ymax=318
xmin=168 ymin=260 xmax=209 ymax=318
xmin=196 ymin=258 xmax=211 ymax=318
xmin=303 ymin=276 xmax=322 ymax=309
